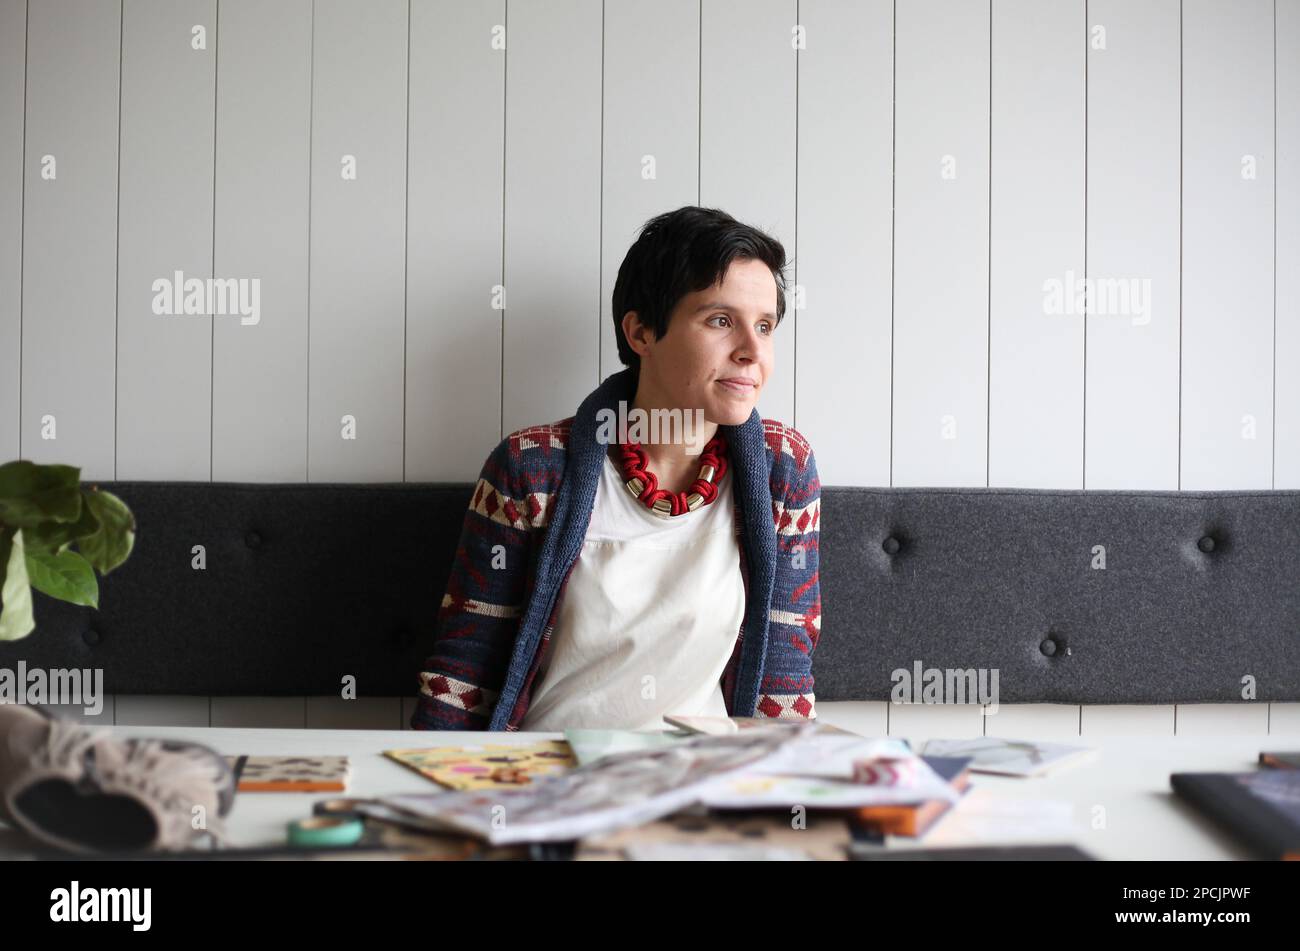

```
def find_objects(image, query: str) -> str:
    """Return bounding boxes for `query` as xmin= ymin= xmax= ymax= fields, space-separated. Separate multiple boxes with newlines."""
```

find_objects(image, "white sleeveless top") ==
xmin=519 ymin=451 xmax=746 ymax=731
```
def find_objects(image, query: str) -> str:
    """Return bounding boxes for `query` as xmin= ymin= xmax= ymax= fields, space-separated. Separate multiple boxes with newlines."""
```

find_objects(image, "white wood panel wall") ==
xmin=795 ymin=0 xmax=893 ymax=488
xmin=212 ymin=0 xmax=312 ymax=483
xmin=116 ymin=0 xmax=216 ymax=481
xmin=1282 ymin=0 xmax=1300 ymax=487
xmin=20 ymin=0 xmax=120 ymax=481
xmin=892 ymin=0 xmax=990 ymax=487
xmin=2 ymin=0 xmax=1297 ymax=731
xmin=309 ymin=0 xmax=408 ymax=481
xmin=501 ymin=0 xmax=602 ymax=437
xmin=1181 ymin=0 xmax=1275 ymax=490
xmin=989 ymin=0 xmax=1084 ymax=489
xmin=406 ymin=0 xmax=505 ymax=481
xmin=0 ymin=0 xmax=22 ymax=462
xmin=1085 ymin=0 xmax=1182 ymax=489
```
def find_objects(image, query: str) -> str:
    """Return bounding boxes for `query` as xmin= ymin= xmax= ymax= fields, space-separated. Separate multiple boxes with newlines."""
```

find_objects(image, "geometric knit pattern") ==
xmin=417 ymin=671 xmax=498 ymax=718
xmin=468 ymin=477 xmax=556 ymax=532
xmin=411 ymin=374 xmax=822 ymax=732
xmin=755 ymin=691 xmax=817 ymax=719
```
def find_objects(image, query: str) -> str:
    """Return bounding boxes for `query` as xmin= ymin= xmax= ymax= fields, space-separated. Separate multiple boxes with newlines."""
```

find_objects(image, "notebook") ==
xmin=382 ymin=740 xmax=577 ymax=790
xmin=1171 ymin=769 xmax=1300 ymax=860
xmin=1259 ymin=751 xmax=1300 ymax=770
xmin=921 ymin=737 xmax=1096 ymax=777
xmin=225 ymin=755 xmax=351 ymax=792
xmin=850 ymin=755 xmax=974 ymax=837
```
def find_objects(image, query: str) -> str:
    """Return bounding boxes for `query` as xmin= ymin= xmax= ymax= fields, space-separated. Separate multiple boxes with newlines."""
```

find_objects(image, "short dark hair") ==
xmin=610 ymin=206 xmax=789 ymax=375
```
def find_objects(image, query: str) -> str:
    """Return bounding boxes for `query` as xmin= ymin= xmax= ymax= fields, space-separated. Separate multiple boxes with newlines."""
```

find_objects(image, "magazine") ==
xmin=378 ymin=722 xmax=959 ymax=844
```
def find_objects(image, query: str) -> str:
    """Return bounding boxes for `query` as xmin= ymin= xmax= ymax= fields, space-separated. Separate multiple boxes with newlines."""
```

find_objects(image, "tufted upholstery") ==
xmin=2 ymin=482 xmax=1297 ymax=704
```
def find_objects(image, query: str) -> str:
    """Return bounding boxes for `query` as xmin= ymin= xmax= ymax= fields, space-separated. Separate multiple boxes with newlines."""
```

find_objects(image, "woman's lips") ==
xmin=717 ymin=380 xmax=755 ymax=394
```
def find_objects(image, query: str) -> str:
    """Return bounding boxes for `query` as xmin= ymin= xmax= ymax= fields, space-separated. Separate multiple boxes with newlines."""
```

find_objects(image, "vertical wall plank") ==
xmin=1271 ymin=703 xmax=1300 ymax=734
xmin=1080 ymin=703 xmax=1175 ymax=736
xmin=599 ymin=0 xmax=699 ymax=385
xmin=1085 ymin=0 xmax=1180 ymax=489
xmin=405 ymin=0 xmax=505 ymax=481
xmin=984 ymin=703 xmax=1082 ymax=739
xmin=795 ymin=0 xmax=893 ymax=487
xmin=1272 ymin=0 xmax=1298 ymax=487
xmin=212 ymin=0 xmax=312 ymax=481
xmin=814 ymin=701 xmax=889 ymax=737
xmin=892 ymin=0 xmax=990 ymax=487
xmin=0 ymin=0 xmax=24 ymax=461
xmin=305 ymin=696 xmax=402 ymax=729
xmin=308 ymin=0 xmax=408 ymax=481
xmin=1181 ymin=0 xmax=1274 ymax=490
xmin=888 ymin=702 xmax=986 ymax=741
xmin=21 ymin=0 xmax=121 ymax=480
xmin=501 ymin=0 xmax=602 ymax=436
xmin=116 ymin=0 xmax=216 ymax=481
xmin=700 ymin=0 xmax=797 ymax=429
xmin=210 ymin=696 xmax=305 ymax=728
xmin=115 ymin=695 xmax=210 ymax=726
xmin=988 ymin=0 xmax=1085 ymax=488
xmin=43 ymin=696 xmax=116 ymax=725
xmin=1175 ymin=702 xmax=1269 ymax=736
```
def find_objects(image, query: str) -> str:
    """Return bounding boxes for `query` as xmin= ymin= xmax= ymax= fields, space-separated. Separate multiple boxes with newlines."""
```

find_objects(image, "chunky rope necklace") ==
xmin=616 ymin=435 xmax=729 ymax=518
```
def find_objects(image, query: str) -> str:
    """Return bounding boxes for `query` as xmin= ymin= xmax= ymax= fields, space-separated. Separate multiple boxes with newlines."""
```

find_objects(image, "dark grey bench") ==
xmin=3 ymin=482 xmax=1297 ymax=705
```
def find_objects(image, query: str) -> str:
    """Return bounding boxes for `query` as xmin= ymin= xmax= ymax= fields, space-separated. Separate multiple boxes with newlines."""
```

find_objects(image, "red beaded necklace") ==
xmin=616 ymin=435 xmax=729 ymax=518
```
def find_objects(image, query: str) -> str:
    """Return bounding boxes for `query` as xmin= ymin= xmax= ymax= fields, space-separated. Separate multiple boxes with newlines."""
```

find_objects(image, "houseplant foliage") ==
xmin=0 ymin=460 xmax=135 ymax=641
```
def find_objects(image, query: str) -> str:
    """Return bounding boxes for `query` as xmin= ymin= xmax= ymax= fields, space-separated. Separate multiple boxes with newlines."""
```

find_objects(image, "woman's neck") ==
xmin=607 ymin=441 xmax=714 ymax=497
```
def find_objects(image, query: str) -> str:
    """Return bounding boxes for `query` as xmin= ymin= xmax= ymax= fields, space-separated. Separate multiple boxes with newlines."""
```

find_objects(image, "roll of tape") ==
xmin=313 ymin=797 xmax=368 ymax=821
xmin=288 ymin=816 xmax=364 ymax=848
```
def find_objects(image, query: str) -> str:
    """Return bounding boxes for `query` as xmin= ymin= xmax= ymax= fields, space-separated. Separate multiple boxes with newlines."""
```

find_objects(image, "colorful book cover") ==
xmin=382 ymin=740 xmax=577 ymax=790
xmin=225 ymin=755 xmax=351 ymax=792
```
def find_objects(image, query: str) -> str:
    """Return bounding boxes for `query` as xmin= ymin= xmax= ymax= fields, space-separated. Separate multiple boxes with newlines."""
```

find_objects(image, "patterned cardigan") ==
xmin=410 ymin=366 xmax=822 ymax=732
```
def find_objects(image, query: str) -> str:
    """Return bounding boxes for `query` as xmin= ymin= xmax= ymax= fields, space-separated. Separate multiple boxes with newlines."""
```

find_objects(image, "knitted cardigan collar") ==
xmin=511 ymin=365 xmax=778 ymax=718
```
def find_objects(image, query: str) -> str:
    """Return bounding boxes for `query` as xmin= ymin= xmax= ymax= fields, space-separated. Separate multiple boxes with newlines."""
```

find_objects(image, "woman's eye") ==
xmin=711 ymin=314 xmax=772 ymax=334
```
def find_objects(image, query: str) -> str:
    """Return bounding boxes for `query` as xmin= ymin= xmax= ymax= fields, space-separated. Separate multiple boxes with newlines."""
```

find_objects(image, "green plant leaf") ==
xmin=0 ymin=528 xmax=36 ymax=641
xmin=25 ymin=547 xmax=99 ymax=608
xmin=23 ymin=494 xmax=100 ymax=556
xmin=0 ymin=460 xmax=83 ymax=528
xmin=79 ymin=487 xmax=135 ymax=575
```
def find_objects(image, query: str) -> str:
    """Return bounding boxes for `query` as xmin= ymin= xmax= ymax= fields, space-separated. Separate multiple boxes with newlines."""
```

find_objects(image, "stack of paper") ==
xmin=374 ymin=722 xmax=962 ymax=844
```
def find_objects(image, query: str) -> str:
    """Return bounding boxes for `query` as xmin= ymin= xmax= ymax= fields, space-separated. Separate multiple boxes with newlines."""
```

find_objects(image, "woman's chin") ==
xmin=708 ymin=402 xmax=756 ymax=427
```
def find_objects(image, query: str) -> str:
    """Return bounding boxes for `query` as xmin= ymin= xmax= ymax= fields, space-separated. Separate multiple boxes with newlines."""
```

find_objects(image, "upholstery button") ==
xmin=83 ymin=628 xmax=101 ymax=647
xmin=882 ymin=536 xmax=901 ymax=555
xmin=245 ymin=530 xmax=262 ymax=549
xmin=1197 ymin=535 xmax=1215 ymax=553
xmin=1039 ymin=637 xmax=1057 ymax=657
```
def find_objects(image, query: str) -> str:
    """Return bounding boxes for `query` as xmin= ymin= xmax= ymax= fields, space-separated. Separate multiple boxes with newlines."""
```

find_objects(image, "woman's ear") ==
xmin=622 ymin=310 xmax=653 ymax=358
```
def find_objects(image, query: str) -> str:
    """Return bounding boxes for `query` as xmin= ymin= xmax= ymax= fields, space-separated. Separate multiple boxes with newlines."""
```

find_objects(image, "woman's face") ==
xmin=624 ymin=257 xmax=778 ymax=428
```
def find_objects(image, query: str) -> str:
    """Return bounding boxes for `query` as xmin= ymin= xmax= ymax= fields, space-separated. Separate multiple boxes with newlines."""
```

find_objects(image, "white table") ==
xmin=79 ymin=724 xmax=1281 ymax=860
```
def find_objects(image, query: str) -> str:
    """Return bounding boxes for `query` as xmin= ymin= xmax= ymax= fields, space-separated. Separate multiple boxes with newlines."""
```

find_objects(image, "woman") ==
xmin=411 ymin=206 xmax=821 ymax=732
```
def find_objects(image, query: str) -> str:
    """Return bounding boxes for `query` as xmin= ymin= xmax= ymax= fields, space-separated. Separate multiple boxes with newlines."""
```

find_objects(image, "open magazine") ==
xmin=372 ymin=722 xmax=961 ymax=844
